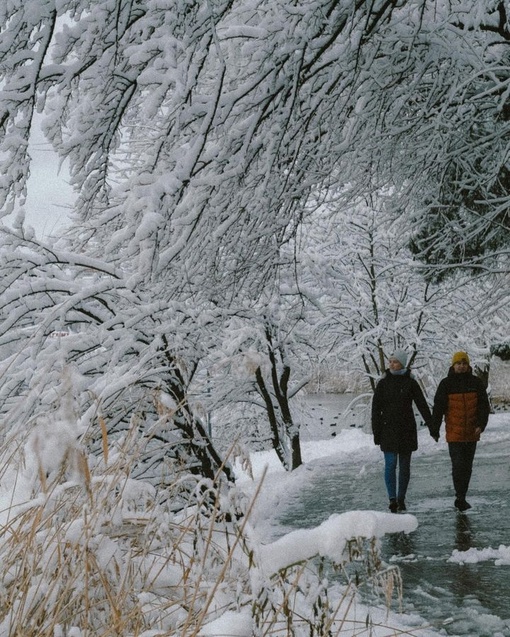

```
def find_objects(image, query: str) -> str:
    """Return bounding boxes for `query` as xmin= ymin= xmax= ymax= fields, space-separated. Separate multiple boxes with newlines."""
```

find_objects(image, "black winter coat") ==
xmin=371 ymin=370 xmax=432 ymax=453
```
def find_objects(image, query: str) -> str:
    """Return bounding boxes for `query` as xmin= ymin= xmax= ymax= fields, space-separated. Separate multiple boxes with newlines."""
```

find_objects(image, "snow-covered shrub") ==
xmin=0 ymin=407 xmax=411 ymax=637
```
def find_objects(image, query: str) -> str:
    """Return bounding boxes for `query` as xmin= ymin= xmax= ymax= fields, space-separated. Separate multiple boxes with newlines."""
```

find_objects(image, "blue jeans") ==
xmin=383 ymin=451 xmax=412 ymax=501
xmin=448 ymin=442 xmax=477 ymax=500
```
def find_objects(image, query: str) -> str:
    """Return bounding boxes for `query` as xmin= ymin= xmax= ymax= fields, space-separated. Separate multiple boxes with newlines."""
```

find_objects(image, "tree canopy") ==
xmin=0 ymin=0 xmax=508 ymax=479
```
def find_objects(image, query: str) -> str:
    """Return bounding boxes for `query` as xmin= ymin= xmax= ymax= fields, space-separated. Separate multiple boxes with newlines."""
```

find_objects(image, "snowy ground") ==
xmin=234 ymin=405 xmax=510 ymax=637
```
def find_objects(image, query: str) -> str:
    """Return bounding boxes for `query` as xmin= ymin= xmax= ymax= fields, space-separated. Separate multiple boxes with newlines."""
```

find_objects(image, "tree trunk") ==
xmin=254 ymin=327 xmax=303 ymax=471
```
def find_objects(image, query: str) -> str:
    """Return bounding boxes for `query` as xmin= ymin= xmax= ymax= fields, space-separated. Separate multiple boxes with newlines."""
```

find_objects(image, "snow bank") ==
xmin=259 ymin=510 xmax=418 ymax=574
xmin=449 ymin=544 xmax=510 ymax=566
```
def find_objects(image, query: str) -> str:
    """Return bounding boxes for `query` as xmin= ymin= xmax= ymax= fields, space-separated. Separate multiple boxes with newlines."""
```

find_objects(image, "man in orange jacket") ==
xmin=431 ymin=351 xmax=491 ymax=511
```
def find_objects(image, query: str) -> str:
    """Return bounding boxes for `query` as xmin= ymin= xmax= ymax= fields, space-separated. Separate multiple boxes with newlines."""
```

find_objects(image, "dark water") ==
xmin=276 ymin=430 xmax=510 ymax=636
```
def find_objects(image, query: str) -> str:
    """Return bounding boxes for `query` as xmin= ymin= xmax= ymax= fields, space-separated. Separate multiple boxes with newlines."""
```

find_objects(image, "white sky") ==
xmin=24 ymin=116 xmax=74 ymax=240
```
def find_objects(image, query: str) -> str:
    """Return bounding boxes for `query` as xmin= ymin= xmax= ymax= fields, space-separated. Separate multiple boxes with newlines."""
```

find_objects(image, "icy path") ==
xmin=269 ymin=410 xmax=510 ymax=636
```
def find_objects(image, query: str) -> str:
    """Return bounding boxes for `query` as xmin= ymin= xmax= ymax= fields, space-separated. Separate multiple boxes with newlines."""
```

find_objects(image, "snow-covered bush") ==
xmin=0 ymin=404 xmax=413 ymax=637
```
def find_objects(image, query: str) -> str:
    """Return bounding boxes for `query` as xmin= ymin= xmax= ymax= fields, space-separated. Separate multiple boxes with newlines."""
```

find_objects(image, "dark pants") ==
xmin=448 ymin=441 xmax=477 ymax=500
xmin=383 ymin=451 xmax=412 ymax=501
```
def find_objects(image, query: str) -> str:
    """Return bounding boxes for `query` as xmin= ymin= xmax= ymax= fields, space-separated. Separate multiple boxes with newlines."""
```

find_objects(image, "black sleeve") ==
xmin=476 ymin=379 xmax=491 ymax=431
xmin=412 ymin=379 xmax=432 ymax=425
xmin=431 ymin=379 xmax=448 ymax=436
xmin=371 ymin=383 xmax=382 ymax=443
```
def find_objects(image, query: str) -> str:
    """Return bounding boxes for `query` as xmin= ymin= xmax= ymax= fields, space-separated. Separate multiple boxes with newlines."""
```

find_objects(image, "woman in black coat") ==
xmin=372 ymin=350 xmax=434 ymax=512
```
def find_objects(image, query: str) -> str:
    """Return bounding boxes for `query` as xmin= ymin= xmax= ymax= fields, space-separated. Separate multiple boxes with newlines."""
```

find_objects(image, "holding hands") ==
xmin=427 ymin=422 xmax=439 ymax=442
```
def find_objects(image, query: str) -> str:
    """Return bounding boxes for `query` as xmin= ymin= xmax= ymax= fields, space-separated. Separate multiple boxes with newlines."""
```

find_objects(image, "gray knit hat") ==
xmin=390 ymin=350 xmax=408 ymax=368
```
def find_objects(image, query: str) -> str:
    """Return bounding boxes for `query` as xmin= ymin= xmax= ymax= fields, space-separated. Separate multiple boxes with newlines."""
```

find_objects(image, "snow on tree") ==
xmin=336 ymin=1 xmax=510 ymax=275
xmin=0 ymin=0 xmax=508 ymax=476
xmin=203 ymin=298 xmax=312 ymax=471
xmin=295 ymin=197 xmax=510 ymax=392
xmin=1 ymin=1 xmax=510 ymax=633
xmin=0 ymin=0 xmax=432 ymax=476
xmin=0 ymin=230 xmax=233 ymax=489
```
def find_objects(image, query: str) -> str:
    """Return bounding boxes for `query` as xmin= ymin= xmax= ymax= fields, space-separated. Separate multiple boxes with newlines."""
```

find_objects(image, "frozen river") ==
xmin=277 ymin=394 xmax=510 ymax=636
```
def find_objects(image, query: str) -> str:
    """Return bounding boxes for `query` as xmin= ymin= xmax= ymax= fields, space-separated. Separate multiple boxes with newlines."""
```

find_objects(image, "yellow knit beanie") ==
xmin=452 ymin=351 xmax=470 ymax=365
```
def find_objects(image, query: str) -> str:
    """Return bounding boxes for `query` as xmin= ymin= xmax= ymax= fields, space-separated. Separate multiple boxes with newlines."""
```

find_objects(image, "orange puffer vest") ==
xmin=445 ymin=391 xmax=479 ymax=442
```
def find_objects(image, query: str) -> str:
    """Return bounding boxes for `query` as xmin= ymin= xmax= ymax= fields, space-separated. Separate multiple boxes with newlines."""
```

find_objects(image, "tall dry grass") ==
xmin=0 ymin=410 xmax=424 ymax=637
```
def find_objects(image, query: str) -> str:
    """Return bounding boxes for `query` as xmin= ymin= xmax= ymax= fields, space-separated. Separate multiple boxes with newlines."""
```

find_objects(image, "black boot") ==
xmin=389 ymin=498 xmax=398 ymax=513
xmin=397 ymin=499 xmax=406 ymax=512
xmin=454 ymin=498 xmax=471 ymax=512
